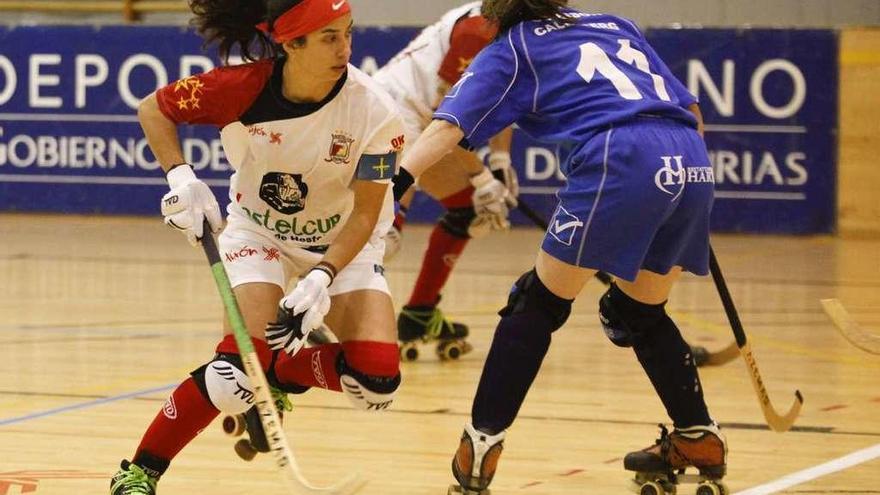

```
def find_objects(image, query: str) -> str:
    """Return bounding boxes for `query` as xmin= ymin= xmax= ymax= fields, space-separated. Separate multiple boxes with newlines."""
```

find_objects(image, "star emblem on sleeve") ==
xmin=172 ymin=76 xmax=205 ymax=113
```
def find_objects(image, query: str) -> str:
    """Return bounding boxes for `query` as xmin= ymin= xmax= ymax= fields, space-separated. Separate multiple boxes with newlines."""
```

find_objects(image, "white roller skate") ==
xmin=625 ymin=423 xmax=728 ymax=495
xmin=448 ymin=423 xmax=505 ymax=495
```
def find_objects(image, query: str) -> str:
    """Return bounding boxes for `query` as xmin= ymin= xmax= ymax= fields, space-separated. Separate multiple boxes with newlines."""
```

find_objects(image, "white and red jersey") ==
xmin=156 ymin=60 xmax=403 ymax=248
xmin=372 ymin=2 xmax=496 ymax=130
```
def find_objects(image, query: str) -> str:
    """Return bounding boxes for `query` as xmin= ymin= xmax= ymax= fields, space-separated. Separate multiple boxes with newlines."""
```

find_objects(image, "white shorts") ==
xmin=218 ymin=227 xmax=390 ymax=297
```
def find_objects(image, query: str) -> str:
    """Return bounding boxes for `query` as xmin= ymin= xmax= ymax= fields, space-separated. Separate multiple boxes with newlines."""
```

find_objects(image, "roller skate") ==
xmin=398 ymin=302 xmax=472 ymax=361
xmin=448 ymin=423 xmax=505 ymax=495
xmin=625 ymin=423 xmax=728 ymax=495
xmin=221 ymin=387 xmax=293 ymax=461
xmin=110 ymin=459 xmax=160 ymax=495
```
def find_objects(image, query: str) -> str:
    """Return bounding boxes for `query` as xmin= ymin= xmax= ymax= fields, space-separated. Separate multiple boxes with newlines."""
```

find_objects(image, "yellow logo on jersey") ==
xmin=173 ymin=76 xmax=204 ymax=111
xmin=372 ymin=157 xmax=391 ymax=178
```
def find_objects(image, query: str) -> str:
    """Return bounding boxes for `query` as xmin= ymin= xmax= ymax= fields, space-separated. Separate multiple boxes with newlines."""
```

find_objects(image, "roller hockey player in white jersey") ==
xmin=110 ymin=0 xmax=405 ymax=492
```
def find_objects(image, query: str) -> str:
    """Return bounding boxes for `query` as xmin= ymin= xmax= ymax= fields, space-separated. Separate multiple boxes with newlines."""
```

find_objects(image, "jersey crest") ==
xmin=324 ymin=131 xmax=355 ymax=164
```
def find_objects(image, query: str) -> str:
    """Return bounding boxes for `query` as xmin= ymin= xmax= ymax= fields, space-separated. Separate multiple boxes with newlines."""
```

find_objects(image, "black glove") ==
xmin=265 ymin=307 xmax=307 ymax=357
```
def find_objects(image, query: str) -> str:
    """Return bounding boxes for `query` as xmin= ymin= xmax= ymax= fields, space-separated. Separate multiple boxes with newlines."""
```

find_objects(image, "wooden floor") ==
xmin=1 ymin=214 xmax=878 ymax=495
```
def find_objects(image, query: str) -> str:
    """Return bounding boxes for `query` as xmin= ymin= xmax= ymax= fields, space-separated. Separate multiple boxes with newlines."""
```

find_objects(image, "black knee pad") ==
xmin=439 ymin=206 xmax=477 ymax=239
xmin=336 ymin=353 xmax=401 ymax=411
xmin=499 ymin=269 xmax=572 ymax=332
xmin=598 ymin=283 xmax=667 ymax=348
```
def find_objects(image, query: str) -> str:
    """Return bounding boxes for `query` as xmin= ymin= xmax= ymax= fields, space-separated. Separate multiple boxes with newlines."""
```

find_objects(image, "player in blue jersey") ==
xmin=391 ymin=1 xmax=727 ymax=493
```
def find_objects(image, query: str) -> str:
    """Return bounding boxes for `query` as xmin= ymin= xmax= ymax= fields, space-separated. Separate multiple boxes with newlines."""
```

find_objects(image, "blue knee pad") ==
xmin=500 ymin=269 xmax=572 ymax=332
xmin=598 ymin=283 xmax=668 ymax=348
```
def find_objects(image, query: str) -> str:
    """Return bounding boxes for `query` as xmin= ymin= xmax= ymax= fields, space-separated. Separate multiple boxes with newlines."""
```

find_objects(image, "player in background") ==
xmin=390 ymin=1 xmax=727 ymax=493
xmin=372 ymin=2 xmax=519 ymax=359
xmin=110 ymin=0 xmax=403 ymax=493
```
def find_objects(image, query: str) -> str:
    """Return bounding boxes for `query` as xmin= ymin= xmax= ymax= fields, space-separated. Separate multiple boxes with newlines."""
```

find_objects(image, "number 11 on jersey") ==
xmin=576 ymin=39 xmax=672 ymax=102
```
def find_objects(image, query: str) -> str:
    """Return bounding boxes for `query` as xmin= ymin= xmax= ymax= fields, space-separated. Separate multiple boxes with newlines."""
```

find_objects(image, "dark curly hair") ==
xmin=188 ymin=0 xmax=304 ymax=63
xmin=482 ymin=0 xmax=572 ymax=33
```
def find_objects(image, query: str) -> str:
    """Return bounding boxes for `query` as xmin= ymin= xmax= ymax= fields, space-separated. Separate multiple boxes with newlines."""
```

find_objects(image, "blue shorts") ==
xmin=541 ymin=118 xmax=715 ymax=281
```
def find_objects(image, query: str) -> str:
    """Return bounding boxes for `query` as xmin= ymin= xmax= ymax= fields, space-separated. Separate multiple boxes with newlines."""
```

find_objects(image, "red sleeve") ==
xmin=438 ymin=16 xmax=498 ymax=85
xmin=155 ymin=59 xmax=274 ymax=127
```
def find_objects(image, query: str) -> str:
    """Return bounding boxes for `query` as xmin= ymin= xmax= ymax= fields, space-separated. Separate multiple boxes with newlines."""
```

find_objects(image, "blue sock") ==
xmin=471 ymin=270 xmax=572 ymax=434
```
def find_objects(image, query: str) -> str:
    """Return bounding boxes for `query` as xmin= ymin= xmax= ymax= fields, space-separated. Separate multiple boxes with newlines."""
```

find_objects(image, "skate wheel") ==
xmin=437 ymin=341 xmax=462 ymax=360
xmin=447 ymin=486 xmax=489 ymax=495
xmin=696 ymin=482 xmax=722 ymax=495
xmin=234 ymin=438 xmax=259 ymax=461
xmin=400 ymin=342 xmax=419 ymax=362
xmin=222 ymin=414 xmax=246 ymax=437
xmin=639 ymin=481 xmax=665 ymax=495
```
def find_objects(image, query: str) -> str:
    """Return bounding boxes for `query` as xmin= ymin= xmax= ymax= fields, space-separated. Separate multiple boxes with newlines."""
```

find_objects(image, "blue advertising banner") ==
xmin=0 ymin=25 xmax=837 ymax=233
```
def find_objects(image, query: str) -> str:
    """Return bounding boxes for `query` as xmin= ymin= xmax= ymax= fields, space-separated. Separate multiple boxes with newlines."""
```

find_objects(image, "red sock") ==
xmin=408 ymin=188 xmax=473 ymax=307
xmin=133 ymin=336 xmax=273 ymax=465
xmin=342 ymin=341 xmax=399 ymax=377
xmin=273 ymin=341 xmax=399 ymax=391
xmin=134 ymin=378 xmax=218 ymax=463
xmin=274 ymin=344 xmax=343 ymax=392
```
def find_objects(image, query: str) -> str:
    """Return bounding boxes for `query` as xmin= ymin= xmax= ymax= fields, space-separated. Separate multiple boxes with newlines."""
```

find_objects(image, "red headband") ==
xmin=257 ymin=0 xmax=351 ymax=43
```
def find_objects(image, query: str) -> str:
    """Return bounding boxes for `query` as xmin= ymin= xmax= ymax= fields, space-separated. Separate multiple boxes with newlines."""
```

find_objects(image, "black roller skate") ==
xmin=625 ymin=423 xmax=728 ymax=495
xmin=448 ymin=423 xmax=505 ymax=495
xmin=398 ymin=302 xmax=472 ymax=361
xmin=221 ymin=387 xmax=293 ymax=461
xmin=110 ymin=459 xmax=161 ymax=495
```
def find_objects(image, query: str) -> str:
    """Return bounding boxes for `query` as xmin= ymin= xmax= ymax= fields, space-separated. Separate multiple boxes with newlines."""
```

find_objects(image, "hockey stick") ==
xmin=821 ymin=298 xmax=880 ymax=355
xmin=515 ymin=199 xmax=612 ymax=285
xmin=200 ymin=223 xmax=365 ymax=494
xmin=701 ymin=340 xmax=740 ymax=366
xmin=709 ymin=246 xmax=803 ymax=432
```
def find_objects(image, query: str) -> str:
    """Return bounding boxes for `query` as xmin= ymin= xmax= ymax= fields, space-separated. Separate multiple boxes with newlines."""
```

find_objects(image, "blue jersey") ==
xmin=434 ymin=10 xmax=697 ymax=157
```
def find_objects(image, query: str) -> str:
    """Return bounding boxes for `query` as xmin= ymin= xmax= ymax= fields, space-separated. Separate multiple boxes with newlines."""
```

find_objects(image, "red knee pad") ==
xmin=341 ymin=341 xmax=400 ymax=377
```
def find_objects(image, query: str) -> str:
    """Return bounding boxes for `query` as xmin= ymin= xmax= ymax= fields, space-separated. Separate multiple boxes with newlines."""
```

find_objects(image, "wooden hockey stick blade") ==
xmin=201 ymin=225 xmax=365 ymax=494
xmin=740 ymin=341 xmax=804 ymax=432
xmin=703 ymin=341 xmax=740 ymax=366
xmin=821 ymin=298 xmax=880 ymax=355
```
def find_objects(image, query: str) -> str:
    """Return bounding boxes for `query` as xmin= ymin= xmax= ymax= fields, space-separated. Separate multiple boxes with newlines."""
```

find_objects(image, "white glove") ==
xmin=160 ymin=164 xmax=222 ymax=246
xmin=469 ymin=168 xmax=511 ymax=233
xmin=267 ymin=268 xmax=332 ymax=356
xmin=488 ymin=151 xmax=520 ymax=199
xmin=468 ymin=212 xmax=508 ymax=238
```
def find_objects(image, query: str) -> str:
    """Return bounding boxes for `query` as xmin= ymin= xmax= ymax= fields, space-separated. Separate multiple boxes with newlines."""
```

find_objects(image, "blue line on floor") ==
xmin=0 ymin=383 xmax=177 ymax=426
